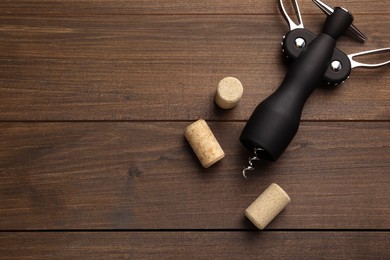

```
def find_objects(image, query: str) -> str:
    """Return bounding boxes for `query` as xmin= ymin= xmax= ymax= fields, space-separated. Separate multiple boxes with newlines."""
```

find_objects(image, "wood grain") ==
xmin=0 ymin=15 xmax=388 ymax=120
xmin=0 ymin=0 xmax=388 ymax=15
xmin=0 ymin=0 xmax=389 ymax=257
xmin=0 ymin=122 xmax=388 ymax=229
xmin=0 ymin=232 xmax=389 ymax=259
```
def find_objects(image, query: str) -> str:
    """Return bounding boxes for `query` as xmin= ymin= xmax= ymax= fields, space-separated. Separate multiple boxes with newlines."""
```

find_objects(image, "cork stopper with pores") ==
xmin=185 ymin=119 xmax=225 ymax=168
xmin=245 ymin=183 xmax=291 ymax=230
xmin=215 ymin=77 xmax=243 ymax=109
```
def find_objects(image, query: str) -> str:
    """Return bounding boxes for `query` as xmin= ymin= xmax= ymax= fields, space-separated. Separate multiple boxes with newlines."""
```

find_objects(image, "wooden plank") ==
xmin=0 ymin=0 xmax=388 ymax=256
xmin=0 ymin=15 xmax=389 ymax=121
xmin=0 ymin=232 xmax=389 ymax=259
xmin=0 ymin=60 xmax=388 ymax=121
xmin=0 ymin=122 xmax=388 ymax=229
xmin=0 ymin=15 xmax=388 ymax=62
xmin=0 ymin=0 xmax=388 ymax=15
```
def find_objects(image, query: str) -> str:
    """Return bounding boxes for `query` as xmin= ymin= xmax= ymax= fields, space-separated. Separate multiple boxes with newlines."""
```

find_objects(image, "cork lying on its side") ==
xmin=215 ymin=77 xmax=243 ymax=109
xmin=245 ymin=183 xmax=291 ymax=230
xmin=184 ymin=119 xmax=225 ymax=168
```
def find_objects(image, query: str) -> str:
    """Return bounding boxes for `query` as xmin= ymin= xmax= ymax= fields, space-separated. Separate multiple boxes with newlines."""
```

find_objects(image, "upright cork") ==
xmin=215 ymin=77 xmax=243 ymax=109
xmin=245 ymin=183 xmax=291 ymax=230
xmin=184 ymin=119 xmax=225 ymax=168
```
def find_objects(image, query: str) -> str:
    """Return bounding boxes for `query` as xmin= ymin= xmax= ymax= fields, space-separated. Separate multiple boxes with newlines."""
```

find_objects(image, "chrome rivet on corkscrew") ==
xmin=294 ymin=38 xmax=306 ymax=48
xmin=330 ymin=60 xmax=342 ymax=71
xmin=242 ymin=147 xmax=264 ymax=178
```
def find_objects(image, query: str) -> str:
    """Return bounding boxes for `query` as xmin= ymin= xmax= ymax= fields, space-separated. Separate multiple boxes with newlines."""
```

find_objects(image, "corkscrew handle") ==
xmin=240 ymin=8 xmax=353 ymax=161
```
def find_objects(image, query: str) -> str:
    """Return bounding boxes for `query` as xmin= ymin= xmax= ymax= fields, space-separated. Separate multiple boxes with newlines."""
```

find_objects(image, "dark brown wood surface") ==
xmin=0 ymin=0 xmax=389 ymax=258
xmin=1 ymin=232 xmax=389 ymax=259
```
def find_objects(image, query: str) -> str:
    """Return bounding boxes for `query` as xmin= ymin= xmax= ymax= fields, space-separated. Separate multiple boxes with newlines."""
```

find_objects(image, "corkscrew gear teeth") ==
xmin=242 ymin=148 xmax=264 ymax=178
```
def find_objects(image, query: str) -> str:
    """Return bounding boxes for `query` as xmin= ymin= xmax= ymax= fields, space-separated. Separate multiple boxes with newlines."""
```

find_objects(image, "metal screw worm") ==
xmin=242 ymin=148 xmax=264 ymax=178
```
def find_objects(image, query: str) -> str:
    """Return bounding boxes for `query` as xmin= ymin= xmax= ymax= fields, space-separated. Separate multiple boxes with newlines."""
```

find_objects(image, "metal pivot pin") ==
xmin=242 ymin=147 xmax=264 ymax=178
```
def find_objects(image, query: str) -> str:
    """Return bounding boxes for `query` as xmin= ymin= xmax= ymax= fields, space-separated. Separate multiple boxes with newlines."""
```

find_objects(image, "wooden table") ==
xmin=0 ymin=0 xmax=389 ymax=258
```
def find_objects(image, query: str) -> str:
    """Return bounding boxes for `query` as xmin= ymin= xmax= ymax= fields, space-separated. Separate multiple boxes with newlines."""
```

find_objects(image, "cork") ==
xmin=215 ymin=77 xmax=243 ymax=109
xmin=245 ymin=183 xmax=291 ymax=230
xmin=184 ymin=119 xmax=225 ymax=168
